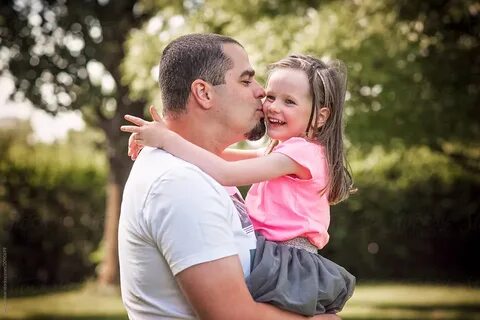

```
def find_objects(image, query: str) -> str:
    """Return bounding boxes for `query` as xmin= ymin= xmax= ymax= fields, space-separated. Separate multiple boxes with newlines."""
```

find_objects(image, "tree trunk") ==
xmin=97 ymin=96 xmax=145 ymax=286
xmin=98 ymin=180 xmax=122 ymax=286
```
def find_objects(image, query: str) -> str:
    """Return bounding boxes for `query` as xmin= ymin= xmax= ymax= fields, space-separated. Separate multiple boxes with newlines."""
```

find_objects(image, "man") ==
xmin=119 ymin=33 xmax=339 ymax=319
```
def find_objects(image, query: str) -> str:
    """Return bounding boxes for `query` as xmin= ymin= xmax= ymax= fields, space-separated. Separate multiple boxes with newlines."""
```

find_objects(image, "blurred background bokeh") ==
xmin=0 ymin=0 xmax=479 ymax=319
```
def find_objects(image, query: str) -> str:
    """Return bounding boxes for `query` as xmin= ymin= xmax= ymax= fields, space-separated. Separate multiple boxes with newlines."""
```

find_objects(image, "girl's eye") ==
xmin=266 ymin=95 xmax=275 ymax=102
xmin=285 ymin=99 xmax=296 ymax=105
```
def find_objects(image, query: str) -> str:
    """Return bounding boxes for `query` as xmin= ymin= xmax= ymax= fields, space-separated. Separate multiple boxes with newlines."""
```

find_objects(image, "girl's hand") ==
xmin=127 ymin=132 xmax=143 ymax=160
xmin=121 ymin=106 xmax=168 ymax=153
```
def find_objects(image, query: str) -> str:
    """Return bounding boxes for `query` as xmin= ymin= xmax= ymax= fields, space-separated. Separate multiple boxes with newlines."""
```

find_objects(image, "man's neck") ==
xmin=165 ymin=117 xmax=227 ymax=156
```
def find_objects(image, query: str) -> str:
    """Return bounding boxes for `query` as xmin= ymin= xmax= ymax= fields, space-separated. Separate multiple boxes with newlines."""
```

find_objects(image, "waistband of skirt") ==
xmin=277 ymin=237 xmax=319 ymax=254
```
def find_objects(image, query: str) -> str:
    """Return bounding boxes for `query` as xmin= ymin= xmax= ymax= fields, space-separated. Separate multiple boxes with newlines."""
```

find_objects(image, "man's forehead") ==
xmin=222 ymin=43 xmax=253 ymax=75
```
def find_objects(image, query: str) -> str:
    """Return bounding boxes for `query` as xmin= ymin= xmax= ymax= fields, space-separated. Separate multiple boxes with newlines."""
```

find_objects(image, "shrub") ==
xmin=0 ymin=129 xmax=107 ymax=287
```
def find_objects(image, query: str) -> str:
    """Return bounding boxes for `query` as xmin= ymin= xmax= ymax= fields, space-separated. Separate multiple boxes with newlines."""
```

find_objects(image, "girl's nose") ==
xmin=267 ymin=101 xmax=281 ymax=113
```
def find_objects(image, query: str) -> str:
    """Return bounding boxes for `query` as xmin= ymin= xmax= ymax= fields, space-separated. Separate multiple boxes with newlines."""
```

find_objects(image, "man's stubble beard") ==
xmin=245 ymin=118 xmax=266 ymax=141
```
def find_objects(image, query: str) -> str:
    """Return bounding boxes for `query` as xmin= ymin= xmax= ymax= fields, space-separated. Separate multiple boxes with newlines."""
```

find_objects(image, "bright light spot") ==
xmin=89 ymin=25 xmax=102 ymax=39
xmin=57 ymin=92 xmax=72 ymax=106
xmin=159 ymin=31 xmax=170 ymax=42
xmin=0 ymin=75 xmax=85 ymax=144
xmin=0 ymin=77 xmax=15 ymax=102
xmin=64 ymin=33 xmax=85 ymax=53
xmin=371 ymin=101 xmax=382 ymax=112
xmin=86 ymin=60 xmax=105 ymax=86
xmin=371 ymin=84 xmax=383 ymax=97
xmin=57 ymin=72 xmax=73 ymax=86
xmin=345 ymin=90 xmax=351 ymax=101
xmin=77 ymin=68 xmax=88 ymax=79
xmin=44 ymin=10 xmax=55 ymax=23
xmin=414 ymin=21 xmax=424 ymax=33
xmin=101 ymin=73 xmax=116 ymax=95
xmin=358 ymin=17 xmax=368 ymax=28
xmin=150 ymin=64 xmax=159 ymax=81
xmin=169 ymin=15 xmax=185 ymax=29
xmin=345 ymin=106 xmax=354 ymax=117
xmin=105 ymin=98 xmax=117 ymax=113
xmin=0 ymin=47 xmax=11 ymax=63
xmin=147 ymin=16 xmax=164 ymax=35
xmin=40 ymin=82 xmax=56 ymax=105
xmin=28 ymin=14 xmax=42 ymax=27
xmin=30 ymin=109 xmax=85 ymax=143
xmin=360 ymin=86 xmax=371 ymax=96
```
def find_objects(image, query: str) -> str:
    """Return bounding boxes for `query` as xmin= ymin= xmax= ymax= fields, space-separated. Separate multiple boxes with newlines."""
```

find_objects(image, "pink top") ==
xmin=245 ymin=137 xmax=330 ymax=249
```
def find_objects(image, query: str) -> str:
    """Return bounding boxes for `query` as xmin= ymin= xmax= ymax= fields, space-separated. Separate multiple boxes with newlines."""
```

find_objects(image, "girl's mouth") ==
xmin=267 ymin=117 xmax=286 ymax=125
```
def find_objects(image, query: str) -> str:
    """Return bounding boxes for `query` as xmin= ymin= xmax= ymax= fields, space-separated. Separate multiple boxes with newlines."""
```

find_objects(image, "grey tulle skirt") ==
xmin=245 ymin=235 xmax=356 ymax=316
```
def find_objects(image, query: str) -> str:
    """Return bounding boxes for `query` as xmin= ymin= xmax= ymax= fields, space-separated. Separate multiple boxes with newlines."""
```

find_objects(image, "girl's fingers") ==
xmin=121 ymin=125 xmax=141 ymax=133
xmin=124 ymin=114 xmax=148 ymax=126
xmin=149 ymin=105 xmax=162 ymax=122
xmin=128 ymin=133 xmax=136 ymax=147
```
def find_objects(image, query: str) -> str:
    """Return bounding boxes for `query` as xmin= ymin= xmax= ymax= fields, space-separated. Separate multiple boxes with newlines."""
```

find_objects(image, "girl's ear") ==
xmin=316 ymin=107 xmax=330 ymax=128
xmin=191 ymin=79 xmax=213 ymax=110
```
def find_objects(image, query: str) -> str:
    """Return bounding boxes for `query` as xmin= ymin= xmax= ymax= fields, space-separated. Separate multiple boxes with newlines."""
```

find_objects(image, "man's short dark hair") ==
xmin=159 ymin=33 xmax=242 ymax=115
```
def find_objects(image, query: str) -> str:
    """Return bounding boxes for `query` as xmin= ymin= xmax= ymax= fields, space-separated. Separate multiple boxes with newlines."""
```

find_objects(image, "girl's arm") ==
xmin=121 ymin=107 xmax=310 ymax=186
xmin=221 ymin=148 xmax=263 ymax=161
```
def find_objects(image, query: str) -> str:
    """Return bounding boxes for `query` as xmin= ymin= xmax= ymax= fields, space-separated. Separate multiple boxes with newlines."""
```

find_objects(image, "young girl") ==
xmin=122 ymin=54 xmax=356 ymax=316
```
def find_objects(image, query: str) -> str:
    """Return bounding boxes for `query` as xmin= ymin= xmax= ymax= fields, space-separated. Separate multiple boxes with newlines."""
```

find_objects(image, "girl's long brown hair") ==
xmin=267 ymin=54 xmax=355 ymax=204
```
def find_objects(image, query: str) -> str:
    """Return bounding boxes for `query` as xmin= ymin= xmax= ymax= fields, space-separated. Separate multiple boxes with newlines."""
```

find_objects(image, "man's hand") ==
xmin=176 ymin=255 xmax=342 ymax=320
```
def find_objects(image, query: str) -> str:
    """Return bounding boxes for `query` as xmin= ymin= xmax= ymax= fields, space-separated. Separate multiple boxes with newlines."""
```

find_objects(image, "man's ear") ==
xmin=316 ymin=107 xmax=331 ymax=128
xmin=191 ymin=79 xmax=213 ymax=110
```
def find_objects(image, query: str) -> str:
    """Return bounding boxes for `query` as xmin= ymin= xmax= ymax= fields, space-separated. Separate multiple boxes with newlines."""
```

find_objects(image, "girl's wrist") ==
xmin=161 ymin=129 xmax=177 ymax=149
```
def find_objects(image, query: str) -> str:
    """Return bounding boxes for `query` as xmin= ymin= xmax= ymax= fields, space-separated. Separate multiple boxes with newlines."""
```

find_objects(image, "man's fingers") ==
xmin=124 ymin=114 xmax=148 ymax=126
xmin=121 ymin=125 xmax=141 ymax=133
xmin=149 ymin=105 xmax=162 ymax=122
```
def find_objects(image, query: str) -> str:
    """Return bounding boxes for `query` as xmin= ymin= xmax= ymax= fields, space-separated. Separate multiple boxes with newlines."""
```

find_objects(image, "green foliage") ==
xmin=0 ymin=127 xmax=107 ymax=287
xmin=124 ymin=0 xmax=479 ymax=166
xmin=241 ymin=147 xmax=480 ymax=281
xmin=324 ymin=147 xmax=480 ymax=281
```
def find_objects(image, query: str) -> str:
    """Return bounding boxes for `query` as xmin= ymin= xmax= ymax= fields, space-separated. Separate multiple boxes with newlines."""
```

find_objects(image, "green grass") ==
xmin=2 ymin=282 xmax=480 ymax=319
xmin=341 ymin=283 xmax=480 ymax=320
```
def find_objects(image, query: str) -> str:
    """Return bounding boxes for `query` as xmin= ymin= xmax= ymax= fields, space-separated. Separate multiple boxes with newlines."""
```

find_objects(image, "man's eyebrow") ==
xmin=240 ymin=69 xmax=255 ymax=78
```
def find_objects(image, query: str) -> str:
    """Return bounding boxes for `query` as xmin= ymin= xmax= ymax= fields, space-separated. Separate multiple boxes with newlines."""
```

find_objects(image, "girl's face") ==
xmin=263 ymin=68 xmax=313 ymax=142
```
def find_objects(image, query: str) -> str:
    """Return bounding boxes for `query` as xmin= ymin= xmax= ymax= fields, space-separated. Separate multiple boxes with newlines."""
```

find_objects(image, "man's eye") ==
xmin=242 ymin=80 xmax=252 ymax=86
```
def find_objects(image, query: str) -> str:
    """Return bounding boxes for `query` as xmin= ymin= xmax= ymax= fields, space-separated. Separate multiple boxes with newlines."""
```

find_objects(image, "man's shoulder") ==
xmin=133 ymin=147 xmax=224 ymax=194
xmin=134 ymin=147 xmax=205 ymax=176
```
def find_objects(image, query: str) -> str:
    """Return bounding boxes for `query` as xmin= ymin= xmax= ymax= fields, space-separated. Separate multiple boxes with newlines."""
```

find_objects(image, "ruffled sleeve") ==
xmin=272 ymin=137 xmax=327 ymax=181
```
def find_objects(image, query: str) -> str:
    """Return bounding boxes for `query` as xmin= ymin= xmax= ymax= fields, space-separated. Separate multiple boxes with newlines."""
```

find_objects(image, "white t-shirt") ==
xmin=118 ymin=147 xmax=256 ymax=319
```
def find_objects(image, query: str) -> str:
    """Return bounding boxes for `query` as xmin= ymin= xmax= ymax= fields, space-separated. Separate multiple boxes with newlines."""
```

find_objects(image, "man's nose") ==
xmin=254 ymin=82 xmax=266 ymax=99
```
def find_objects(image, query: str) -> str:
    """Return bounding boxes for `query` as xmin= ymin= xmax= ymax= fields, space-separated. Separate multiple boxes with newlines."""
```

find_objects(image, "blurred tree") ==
xmin=1 ymin=0 xmax=478 ymax=286
xmin=297 ymin=0 xmax=479 ymax=174
xmin=0 ymin=0 xmax=152 ymax=286
xmin=0 ymin=120 xmax=108 ymax=287
xmin=125 ymin=0 xmax=479 ymax=174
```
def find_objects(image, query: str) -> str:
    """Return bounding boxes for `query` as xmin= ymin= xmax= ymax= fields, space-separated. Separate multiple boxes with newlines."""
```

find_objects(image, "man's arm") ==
xmin=177 ymin=255 xmax=340 ymax=320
